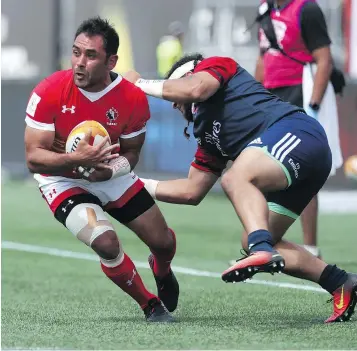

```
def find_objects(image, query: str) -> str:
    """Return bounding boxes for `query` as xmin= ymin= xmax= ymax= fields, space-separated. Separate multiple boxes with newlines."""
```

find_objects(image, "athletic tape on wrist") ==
xmin=110 ymin=156 xmax=131 ymax=179
xmin=135 ymin=79 xmax=164 ymax=98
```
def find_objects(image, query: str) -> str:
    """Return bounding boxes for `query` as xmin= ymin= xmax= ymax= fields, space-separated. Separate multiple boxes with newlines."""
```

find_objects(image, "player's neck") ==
xmin=82 ymin=74 xmax=113 ymax=93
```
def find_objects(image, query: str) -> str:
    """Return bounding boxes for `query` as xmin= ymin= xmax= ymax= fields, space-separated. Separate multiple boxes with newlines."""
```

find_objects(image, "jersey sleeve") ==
xmin=25 ymin=79 xmax=57 ymax=131
xmin=194 ymin=57 xmax=238 ymax=85
xmin=120 ymin=89 xmax=150 ymax=139
xmin=191 ymin=146 xmax=227 ymax=177
xmin=300 ymin=2 xmax=331 ymax=52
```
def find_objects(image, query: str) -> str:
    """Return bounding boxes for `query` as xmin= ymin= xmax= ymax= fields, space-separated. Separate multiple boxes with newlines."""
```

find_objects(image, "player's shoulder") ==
xmin=194 ymin=56 xmax=238 ymax=71
xmin=118 ymin=76 xmax=148 ymax=101
xmin=32 ymin=70 xmax=72 ymax=99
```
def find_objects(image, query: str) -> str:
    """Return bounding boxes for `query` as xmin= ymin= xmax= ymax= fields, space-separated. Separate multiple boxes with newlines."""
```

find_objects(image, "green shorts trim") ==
xmin=268 ymin=202 xmax=299 ymax=220
xmin=246 ymin=145 xmax=292 ymax=187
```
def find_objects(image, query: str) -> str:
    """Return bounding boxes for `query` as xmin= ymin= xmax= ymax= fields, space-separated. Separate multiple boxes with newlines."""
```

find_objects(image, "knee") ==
xmin=91 ymin=230 xmax=121 ymax=260
xmin=221 ymin=171 xmax=234 ymax=194
xmin=151 ymin=227 xmax=176 ymax=253
xmin=221 ymin=170 xmax=245 ymax=194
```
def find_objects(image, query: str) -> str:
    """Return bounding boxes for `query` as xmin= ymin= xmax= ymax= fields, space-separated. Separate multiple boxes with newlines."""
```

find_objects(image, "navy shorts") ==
xmin=246 ymin=112 xmax=332 ymax=218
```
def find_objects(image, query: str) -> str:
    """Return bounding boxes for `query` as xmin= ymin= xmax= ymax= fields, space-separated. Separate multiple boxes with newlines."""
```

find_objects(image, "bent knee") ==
xmin=221 ymin=168 xmax=251 ymax=193
xmin=64 ymin=202 xmax=120 ymax=259
xmin=91 ymin=230 xmax=121 ymax=260
xmin=152 ymin=227 xmax=176 ymax=252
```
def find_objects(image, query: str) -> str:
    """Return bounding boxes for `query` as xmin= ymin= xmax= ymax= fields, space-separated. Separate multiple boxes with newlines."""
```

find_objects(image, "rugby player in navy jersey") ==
xmin=125 ymin=54 xmax=357 ymax=323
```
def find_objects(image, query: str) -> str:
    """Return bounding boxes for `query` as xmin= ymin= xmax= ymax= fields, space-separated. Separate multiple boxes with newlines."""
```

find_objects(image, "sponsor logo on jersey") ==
xmin=62 ymin=105 xmax=76 ymax=114
xmin=204 ymin=120 xmax=228 ymax=157
xmin=106 ymin=107 xmax=118 ymax=126
xmin=26 ymin=92 xmax=41 ymax=117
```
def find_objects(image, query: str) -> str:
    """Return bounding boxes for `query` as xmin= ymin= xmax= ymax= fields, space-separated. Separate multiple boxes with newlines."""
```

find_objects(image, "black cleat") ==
xmin=148 ymin=254 xmax=179 ymax=312
xmin=143 ymin=298 xmax=175 ymax=323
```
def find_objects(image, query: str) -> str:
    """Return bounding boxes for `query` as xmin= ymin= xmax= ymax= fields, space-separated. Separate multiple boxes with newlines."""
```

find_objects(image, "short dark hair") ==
xmin=75 ymin=17 xmax=119 ymax=57
xmin=165 ymin=53 xmax=204 ymax=79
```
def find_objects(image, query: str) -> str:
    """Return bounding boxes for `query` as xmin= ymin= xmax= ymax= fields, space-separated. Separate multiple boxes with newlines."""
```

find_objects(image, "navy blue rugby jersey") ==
xmin=190 ymin=57 xmax=304 ymax=176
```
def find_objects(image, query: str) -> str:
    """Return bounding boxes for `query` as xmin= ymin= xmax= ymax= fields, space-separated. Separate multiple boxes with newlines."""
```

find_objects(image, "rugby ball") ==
xmin=66 ymin=120 xmax=111 ymax=174
xmin=344 ymin=155 xmax=357 ymax=181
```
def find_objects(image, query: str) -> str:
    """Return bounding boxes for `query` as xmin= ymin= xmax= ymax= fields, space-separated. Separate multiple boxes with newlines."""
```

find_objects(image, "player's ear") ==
xmin=107 ymin=54 xmax=118 ymax=71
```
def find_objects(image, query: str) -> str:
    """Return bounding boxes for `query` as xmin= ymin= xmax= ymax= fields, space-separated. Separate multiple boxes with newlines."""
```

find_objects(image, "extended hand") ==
xmin=72 ymin=129 xmax=119 ymax=168
xmin=124 ymin=70 xmax=141 ymax=84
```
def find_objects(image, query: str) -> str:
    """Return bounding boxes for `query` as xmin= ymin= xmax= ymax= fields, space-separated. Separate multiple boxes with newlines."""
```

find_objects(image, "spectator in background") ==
xmin=250 ymin=0 xmax=342 ymax=258
xmin=156 ymin=21 xmax=184 ymax=78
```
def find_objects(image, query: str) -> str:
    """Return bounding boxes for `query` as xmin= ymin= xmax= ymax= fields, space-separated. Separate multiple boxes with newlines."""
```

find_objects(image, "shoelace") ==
xmin=233 ymin=249 xmax=249 ymax=263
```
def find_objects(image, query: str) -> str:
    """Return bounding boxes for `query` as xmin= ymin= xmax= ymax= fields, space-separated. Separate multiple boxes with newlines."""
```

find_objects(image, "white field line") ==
xmin=2 ymin=241 xmax=326 ymax=294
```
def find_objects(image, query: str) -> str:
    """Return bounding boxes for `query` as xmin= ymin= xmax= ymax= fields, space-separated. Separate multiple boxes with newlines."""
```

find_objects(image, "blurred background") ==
xmin=1 ymin=2 xmax=357 ymax=348
xmin=2 ymin=0 xmax=357 ymax=207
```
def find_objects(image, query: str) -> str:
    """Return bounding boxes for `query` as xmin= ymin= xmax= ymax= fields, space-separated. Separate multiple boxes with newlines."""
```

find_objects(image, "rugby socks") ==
xmin=248 ymin=229 xmax=275 ymax=253
xmin=303 ymin=245 xmax=321 ymax=257
xmin=318 ymin=264 xmax=349 ymax=294
xmin=150 ymin=228 xmax=176 ymax=278
xmin=101 ymin=253 xmax=156 ymax=309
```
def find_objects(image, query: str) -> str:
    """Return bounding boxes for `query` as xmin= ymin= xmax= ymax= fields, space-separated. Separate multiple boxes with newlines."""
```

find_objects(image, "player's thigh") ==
xmin=265 ymin=175 xmax=323 ymax=232
xmin=241 ymin=210 xmax=295 ymax=251
xmin=223 ymin=147 xmax=288 ymax=192
xmin=54 ymin=193 xmax=119 ymax=258
xmin=234 ymin=113 xmax=331 ymax=193
xmin=106 ymin=187 xmax=172 ymax=250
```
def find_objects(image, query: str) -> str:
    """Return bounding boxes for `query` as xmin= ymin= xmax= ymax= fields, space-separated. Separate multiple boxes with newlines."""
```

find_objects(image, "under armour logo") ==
xmin=62 ymin=199 xmax=74 ymax=213
xmin=126 ymin=269 xmax=137 ymax=286
xmin=62 ymin=105 xmax=76 ymax=114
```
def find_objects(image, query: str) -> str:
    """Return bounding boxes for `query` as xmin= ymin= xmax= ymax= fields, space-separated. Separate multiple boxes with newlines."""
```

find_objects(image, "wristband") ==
xmin=135 ymin=79 xmax=164 ymax=98
xmin=109 ymin=156 xmax=131 ymax=179
xmin=141 ymin=178 xmax=159 ymax=199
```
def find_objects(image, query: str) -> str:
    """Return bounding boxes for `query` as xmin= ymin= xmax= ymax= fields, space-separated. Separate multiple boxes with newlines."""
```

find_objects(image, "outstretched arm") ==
xmin=126 ymin=56 xmax=238 ymax=103
xmin=136 ymin=72 xmax=220 ymax=103
xmin=143 ymin=166 xmax=218 ymax=206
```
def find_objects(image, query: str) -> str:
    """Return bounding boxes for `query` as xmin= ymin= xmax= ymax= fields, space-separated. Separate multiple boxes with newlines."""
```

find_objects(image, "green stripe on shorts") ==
xmin=268 ymin=202 xmax=299 ymax=219
xmin=246 ymin=145 xmax=292 ymax=187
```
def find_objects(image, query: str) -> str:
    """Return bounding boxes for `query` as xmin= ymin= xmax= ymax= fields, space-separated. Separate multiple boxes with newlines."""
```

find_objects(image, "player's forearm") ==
xmin=143 ymin=178 xmax=202 ymax=205
xmin=26 ymin=148 xmax=77 ymax=174
xmin=310 ymin=58 xmax=333 ymax=104
xmin=135 ymin=78 xmax=207 ymax=103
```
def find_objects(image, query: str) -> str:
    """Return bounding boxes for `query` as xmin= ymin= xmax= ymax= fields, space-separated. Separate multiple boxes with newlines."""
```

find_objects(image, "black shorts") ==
xmin=55 ymin=187 xmax=155 ymax=227
xmin=269 ymin=84 xmax=303 ymax=108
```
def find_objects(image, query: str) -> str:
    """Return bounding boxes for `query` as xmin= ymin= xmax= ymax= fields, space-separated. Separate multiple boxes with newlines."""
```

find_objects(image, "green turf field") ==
xmin=2 ymin=181 xmax=357 ymax=350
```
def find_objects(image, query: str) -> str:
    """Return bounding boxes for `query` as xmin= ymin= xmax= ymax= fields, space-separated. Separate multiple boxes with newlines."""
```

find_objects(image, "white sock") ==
xmin=303 ymin=245 xmax=321 ymax=257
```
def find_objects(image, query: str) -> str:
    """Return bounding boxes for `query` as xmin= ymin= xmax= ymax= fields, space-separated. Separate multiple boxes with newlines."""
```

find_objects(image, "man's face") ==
xmin=71 ymin=33 xmax=117 ymax=91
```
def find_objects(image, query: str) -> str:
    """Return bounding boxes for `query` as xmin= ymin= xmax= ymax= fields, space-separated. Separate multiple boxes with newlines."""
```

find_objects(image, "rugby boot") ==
xmin=325 ymin=273 xmax=357 ymax=323
xmin=143 ymin=297 xmax=175 ymax=323
xmin=222 ymin=251 xmax=285 ymax=283
xmin=148 ymin=253 xmax=179 ymax=312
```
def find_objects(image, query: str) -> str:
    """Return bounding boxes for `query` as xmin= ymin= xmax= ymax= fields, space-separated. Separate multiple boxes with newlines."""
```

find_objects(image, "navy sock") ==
xmin=318 ymin=264 xmax=348 ymax=294
xmin=248 ymin=229 xmax=275 ymax=253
